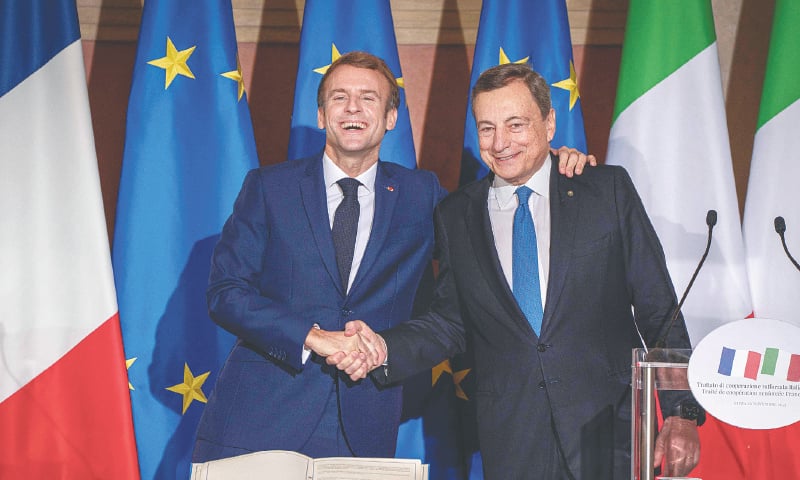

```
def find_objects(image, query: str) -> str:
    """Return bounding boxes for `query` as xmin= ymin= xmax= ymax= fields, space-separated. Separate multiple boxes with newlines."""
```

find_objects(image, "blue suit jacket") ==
xmin=193 ymin=154 xmax=446 ymax=461
xmin=379 ymin=157 xmax=694 ymax=479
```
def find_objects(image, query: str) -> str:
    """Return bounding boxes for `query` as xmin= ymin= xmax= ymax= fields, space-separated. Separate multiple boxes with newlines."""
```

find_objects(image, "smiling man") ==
xmin=331 ymin=63 xmax=704 ymax=479
xmin=192 ymin=53 xmax=594 ymax=464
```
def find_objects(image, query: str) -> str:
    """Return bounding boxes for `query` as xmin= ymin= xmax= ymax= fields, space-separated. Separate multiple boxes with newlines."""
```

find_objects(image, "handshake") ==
xmin=304 ymin=320 xmax=387 ymax=381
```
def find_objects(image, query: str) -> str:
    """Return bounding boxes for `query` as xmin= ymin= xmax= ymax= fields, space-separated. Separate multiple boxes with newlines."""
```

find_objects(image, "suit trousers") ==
xmin=298 ymin=380 xmax=352 ymax=458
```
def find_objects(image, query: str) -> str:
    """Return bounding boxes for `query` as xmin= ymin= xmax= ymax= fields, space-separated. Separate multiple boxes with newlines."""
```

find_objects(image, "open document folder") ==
xmin=191 ymin=450 xmax=429 ymax=480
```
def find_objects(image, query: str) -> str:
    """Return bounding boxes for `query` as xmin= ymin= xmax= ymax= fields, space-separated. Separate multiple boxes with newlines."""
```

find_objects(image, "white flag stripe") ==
xmin=608 ymin=44 xmax=752 ymax=343
xmin=730 ymin=349 xmax=753 ymax=378
xmin=0 ymin=40 xmax=117 ymax=403
xmin=743 ymin=100 xmax=800 ymax=325
xmin=774 ymin=349 xmax=793 ymax=379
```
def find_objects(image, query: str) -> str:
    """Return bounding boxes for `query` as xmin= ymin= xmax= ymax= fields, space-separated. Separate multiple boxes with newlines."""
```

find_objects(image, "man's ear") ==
xmin=546 ymin=108 xmax=556 ymax=142
xmin=317 ymin=106 xmax=325 ymax=130
xmin=385 ymin=107 xmax=398 ymax=132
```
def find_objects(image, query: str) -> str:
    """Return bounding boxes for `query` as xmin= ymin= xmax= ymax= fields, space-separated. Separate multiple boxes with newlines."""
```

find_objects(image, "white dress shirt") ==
xmin=487 ymin=156 xmax=551 ymax=310
xmin=322 ymin=154 xmax=377 ymax=292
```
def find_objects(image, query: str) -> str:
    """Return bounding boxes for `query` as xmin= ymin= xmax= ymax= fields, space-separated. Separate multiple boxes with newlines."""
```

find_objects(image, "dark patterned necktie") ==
xmin=332 ymin=178 xmax=361 ymax=291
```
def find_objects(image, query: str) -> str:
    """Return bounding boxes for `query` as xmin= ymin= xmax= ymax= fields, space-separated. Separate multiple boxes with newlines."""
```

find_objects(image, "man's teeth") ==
xmin=342 ymin=122 xmax=366 ymax=130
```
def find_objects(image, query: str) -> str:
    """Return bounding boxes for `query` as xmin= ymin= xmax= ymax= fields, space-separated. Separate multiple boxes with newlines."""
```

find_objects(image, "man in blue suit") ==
xmin=193 ymin=52 xmax=593 ymax=462
xmin=332 ymin=63 xmax=704 ymax=479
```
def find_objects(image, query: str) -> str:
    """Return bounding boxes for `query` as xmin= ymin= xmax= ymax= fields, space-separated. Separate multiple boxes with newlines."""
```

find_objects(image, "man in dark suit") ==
xmin=331 ymin=63 xmax=703 ymax=479
xmin=193 ymin=53 xmax=593 ymax=463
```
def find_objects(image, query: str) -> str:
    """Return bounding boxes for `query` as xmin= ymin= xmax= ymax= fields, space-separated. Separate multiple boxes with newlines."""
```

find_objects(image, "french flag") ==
xmin=0 ymin=0 xmax=139 ymax=477
xmin=718 ymin=347 xmax=762 ymax=380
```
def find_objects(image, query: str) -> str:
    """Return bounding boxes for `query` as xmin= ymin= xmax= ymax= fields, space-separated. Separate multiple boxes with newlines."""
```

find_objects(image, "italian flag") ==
xmin=606 ymin=0 xmax=751 ymax=343
xmin=0 ymin=1 xmax=139 ymax=477
xmin=739 ymin=1 xmax=800 ymax=477
xmin=607 ymin=0 xmax=799 ymax=478
xmin=742 ymin=0 xmax=800 ymax=329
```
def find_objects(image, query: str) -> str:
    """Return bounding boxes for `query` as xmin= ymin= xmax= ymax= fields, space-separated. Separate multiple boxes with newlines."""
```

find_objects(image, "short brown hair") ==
xmin=317 ymin=51 xmax=400 ymax=113
xmin=471 ymin=63 xmax=551 ymax=119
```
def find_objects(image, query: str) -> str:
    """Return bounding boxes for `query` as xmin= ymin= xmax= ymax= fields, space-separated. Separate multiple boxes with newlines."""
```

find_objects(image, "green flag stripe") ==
xmin=761 ymin=347 xmax=780 ymax=375
xmin=757 ymin=0 xmax=800 ymax=129
xmin=612 ymin=0 xmax=716 ymax=121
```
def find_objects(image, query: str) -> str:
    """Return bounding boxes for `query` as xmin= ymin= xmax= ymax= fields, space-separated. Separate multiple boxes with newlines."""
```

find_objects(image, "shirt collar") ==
xmin=490 ymin=155 xmax=551 ymax=207
xmin=322 ymin=153 xmax=377 ymax=193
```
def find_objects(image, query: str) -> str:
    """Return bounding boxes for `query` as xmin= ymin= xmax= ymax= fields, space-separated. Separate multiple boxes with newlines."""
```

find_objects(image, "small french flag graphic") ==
xmin=718 ymin=347 xmax=762 ymax=380
xmin=718 ymin=346 xmax=800 ymax=382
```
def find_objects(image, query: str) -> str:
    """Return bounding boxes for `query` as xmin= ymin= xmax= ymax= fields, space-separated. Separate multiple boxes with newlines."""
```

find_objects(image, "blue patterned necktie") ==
xmin=512 ymin=186 xmax=544 ymax=335
xmin=332 ymin=178 xmax=361 ymax=291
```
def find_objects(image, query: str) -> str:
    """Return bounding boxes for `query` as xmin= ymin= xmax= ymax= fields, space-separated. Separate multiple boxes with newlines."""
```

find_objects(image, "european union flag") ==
xmin=112 ymin=1 xmax=258 ymax=478
xmin=287 ymin=0 xmax=416 ymax=169
xmin=460 ymin=0 xmax=587 ymax=184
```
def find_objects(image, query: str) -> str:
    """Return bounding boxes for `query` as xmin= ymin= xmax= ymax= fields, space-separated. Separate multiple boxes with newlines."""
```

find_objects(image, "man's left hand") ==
xmin=653 ymin=416 xmax=700 ymax=476
xmin=553 ymin=146 xmax=597 ymax=177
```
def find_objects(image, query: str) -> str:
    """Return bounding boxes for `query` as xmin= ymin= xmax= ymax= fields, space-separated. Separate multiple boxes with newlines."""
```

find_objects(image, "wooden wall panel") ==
xmin=76 ymin=0 xmax=629 ymax=45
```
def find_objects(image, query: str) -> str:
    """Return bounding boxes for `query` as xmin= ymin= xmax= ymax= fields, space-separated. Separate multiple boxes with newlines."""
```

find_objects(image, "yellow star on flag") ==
xmin=431 ymin=359 xmax=472 ymax=400
xmin=126 ymin=357 xmax=137 ymax=391
xmin=313 ymin=43 xmax=405 ymax=89
xmin=499 ymin=47 xmax=530 ymax=66
xmin=166 ymin=363 xmax=210 ymax=414
xmin=313 ymin=43 xmax=342 ymax=75
xmin=147 ymin=36 xmax=196 ymax=89
xmin=453 ymin=368 xmax=471 ymax=400
xmin=552 ymin=60 xmax=581 ymax=110
xmin=221 ymin=54 xmax=246 ymax=101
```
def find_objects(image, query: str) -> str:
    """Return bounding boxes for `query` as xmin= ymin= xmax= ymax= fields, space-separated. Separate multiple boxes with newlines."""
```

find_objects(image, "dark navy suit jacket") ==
xmin=193 ymin=154 xmax=446 ymax=461
xmin=379 ymin=157 xmax=694 ymax=479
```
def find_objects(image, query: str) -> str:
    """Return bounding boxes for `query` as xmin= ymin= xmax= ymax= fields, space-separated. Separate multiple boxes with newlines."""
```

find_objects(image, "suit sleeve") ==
xmin=614 ymin=167 xmax=690 ymax=348
xmin=376 ymin=204 xmax=467 ymax=385
xmin=206 ymin=170 xmax=311 ymax=372
xmin=614 ymin=167 xmax=700 ymax=416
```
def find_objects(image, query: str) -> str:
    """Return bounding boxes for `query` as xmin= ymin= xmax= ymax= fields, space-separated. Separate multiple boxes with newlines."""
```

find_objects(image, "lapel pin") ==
xmin=567 ymin=190 xmax=574 ymax=197
xmin=386 ymin=186 xmax=394 ymax=192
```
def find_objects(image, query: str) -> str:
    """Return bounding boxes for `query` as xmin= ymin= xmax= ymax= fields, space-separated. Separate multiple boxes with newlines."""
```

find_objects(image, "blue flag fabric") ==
xmin=287 ymin=0 xmax=416 ymax=168
xmin=460 ymin=0 xmax=587 ymax=184
xmin=113 ymin=1 xmax=258 ymax=478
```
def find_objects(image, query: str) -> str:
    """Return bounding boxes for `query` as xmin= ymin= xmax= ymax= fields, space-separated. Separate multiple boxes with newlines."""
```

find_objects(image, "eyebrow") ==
xmin=328 ymin=87 xmax=381 ymax=97
xmin=476 ymin=115 xmax=530 ymax=126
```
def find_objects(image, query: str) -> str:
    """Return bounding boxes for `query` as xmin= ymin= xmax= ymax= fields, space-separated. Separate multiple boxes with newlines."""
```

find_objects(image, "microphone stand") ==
xmin=774 ymin=216 xmax=800 ymax=272
xmin=654 ymin=210 xmax=717 ymax=350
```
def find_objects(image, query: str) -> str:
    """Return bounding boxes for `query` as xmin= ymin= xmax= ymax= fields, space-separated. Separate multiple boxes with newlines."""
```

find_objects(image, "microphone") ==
xmin=774 ymin=216 xmax=800 ymax=272
xmin=654 ymin=210 xmax=717 ymax=349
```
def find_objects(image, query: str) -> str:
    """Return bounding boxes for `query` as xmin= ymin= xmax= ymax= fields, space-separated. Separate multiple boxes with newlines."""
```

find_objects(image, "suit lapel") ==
xmin=543 ymin=155 xmax=578 ymax=329
xmin=299 ymin=156 xmax=345 ymax=296
xmin=350 ymin=161 xmax=398 ymax=294
xmin=465 ymin=176 xmax=534 ymax=335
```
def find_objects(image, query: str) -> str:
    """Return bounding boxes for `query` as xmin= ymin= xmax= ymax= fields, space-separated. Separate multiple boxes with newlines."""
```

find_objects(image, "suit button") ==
xmin=341 ymin=309 xmax=353 ymax=317
xmin=537 ymin=344 xmax=549 ymax=352
xmin=538 ymin=381 xmax=546 ymax=389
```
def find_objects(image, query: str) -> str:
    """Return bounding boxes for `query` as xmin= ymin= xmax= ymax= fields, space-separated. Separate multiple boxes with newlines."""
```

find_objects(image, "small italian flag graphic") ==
xmin=718 ymin=347 xmax=800 ymax=381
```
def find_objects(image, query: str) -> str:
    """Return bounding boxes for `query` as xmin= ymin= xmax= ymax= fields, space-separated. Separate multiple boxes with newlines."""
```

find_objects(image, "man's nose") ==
xmin=345 ymin=96 xmax=360 ymax=112
xmin=493 ymin=128 xmax=510 ymax=152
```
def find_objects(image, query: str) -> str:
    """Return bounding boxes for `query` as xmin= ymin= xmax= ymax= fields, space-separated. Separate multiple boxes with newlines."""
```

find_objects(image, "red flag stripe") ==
xmin=744 ymin=351 xmax=762 ymax=380
xmin=788 ymin=354 xmax=800 ymax=382
xmin=0 ymin=315 xmax=139 ymax=479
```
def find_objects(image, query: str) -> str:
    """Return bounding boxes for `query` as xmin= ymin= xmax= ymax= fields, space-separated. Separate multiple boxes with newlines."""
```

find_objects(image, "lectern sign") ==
xmin=688 ymin=318 xmax=800 ymax=429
